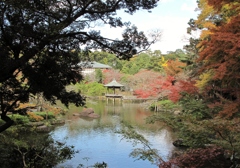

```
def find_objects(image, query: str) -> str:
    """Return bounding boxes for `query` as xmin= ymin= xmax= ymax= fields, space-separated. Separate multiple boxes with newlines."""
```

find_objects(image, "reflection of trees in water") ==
xmin=117 ymin=123 xmax=175 ymax=165
xmin=51 ymin=102 xmax=175 ymax=168
xmin=58 ymin=102 xmax=174 ymax=140
xmin=0 ymin=128 xmax=75 ymax=168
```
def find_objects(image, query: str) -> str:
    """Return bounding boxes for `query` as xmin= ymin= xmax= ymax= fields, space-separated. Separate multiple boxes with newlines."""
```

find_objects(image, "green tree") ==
xmin=121 ymin=61 xmax=133 ymax=74
xmin=164 ymin=49 xmax=188 ymax=62
xmin=134 ymin=53 xmax=151 ymax=69
xmin=146 ymin=50 xmax=162 ymax=57
xmin=0 ymin=0 xmax=160 ymax=132
xmin=95 ymin=69 xmax=103 ymax=84
xmin=147 ymin=56 xmax=163 ymax=72
xmin=128 ymin=63 xmax=140 ymax=75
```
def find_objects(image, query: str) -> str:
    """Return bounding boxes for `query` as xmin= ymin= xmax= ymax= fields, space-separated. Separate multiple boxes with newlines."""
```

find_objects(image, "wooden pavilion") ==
xmin=104 ymin=79 xmax=124 ymax=104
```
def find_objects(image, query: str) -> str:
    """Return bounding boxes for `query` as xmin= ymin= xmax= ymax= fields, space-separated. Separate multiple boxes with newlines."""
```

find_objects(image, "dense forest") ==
xmin=0 ymin=0 xmax=239 ymax=167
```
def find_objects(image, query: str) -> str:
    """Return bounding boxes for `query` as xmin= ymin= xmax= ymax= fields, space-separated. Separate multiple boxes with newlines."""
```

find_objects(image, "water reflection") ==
xmin=52 ymin=101 xmax=175 ymax=168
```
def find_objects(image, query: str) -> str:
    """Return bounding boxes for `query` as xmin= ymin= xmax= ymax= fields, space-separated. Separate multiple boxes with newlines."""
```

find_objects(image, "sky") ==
xmin=99 ymin=0 xmax=200 ymax=54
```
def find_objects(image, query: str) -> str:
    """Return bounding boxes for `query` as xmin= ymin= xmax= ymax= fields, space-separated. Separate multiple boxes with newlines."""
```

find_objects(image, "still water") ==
xmin=52 ymin=101 xmax=175 ymax=168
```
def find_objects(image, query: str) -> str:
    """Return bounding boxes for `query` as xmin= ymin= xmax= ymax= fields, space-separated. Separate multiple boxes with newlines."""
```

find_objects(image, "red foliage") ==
xmin=133 ymin=90 xmax=152 ymax=98
xmin=199 ymin=15 xmax=240 ymax=79
xmin=160 ymin=147 xmax=231 ymax=168
xmin=219 ymin=102 xmax=239 ymax=118
xmin=207 ymin=102 xmax=222 ymax=109
xmin=178 ymin=80 xmax=198 ymax=94
xmin=133 ymin=75 xmax=173 ymax=99
xmin=129 ymin=69 xmax=163 ymax=97
xmin=103 ymin=69 xmax=123 ymax=84
xmin=166 ymin=79 xmax=197 ymax=103
xmin=167 ymin=87 xmax=181 ymax=103
xmin=198 ymin=15 xmax=240 ymax=117
xmin=133 ymin=73 xmax=197 ymax=102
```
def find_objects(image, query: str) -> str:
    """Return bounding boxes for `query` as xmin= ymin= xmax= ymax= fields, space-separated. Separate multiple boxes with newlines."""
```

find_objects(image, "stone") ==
xmin=51 ymin=119 xmax=65 ymax=125
xmin=72 ymin=113 xmax=80 ymax=116
xmin=174 ymin=110 xmax=181 ymax=115
xmin=36 ymin=125 xmax=52 ymax=132
xmin=173 ymin=139 xmax=189 ymax=148
xmin=79 ymin=108 xmax=100 ymax=118
xmin=88 ymin=113 xmax=100 ymax=118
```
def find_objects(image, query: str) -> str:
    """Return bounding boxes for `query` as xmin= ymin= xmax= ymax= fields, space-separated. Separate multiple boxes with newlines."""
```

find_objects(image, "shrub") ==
xmin=75 ymin=81 xmax=107 ymax=96
xmin=10 ymin=114 xmax=30 ymax=125
xmin=160 ymin=147 xmax=231 ymax=168
xmin=150 ymin=99 xmax=177 ymax=111
xmin=158 ymin=100 xmax=177 ymax=109
xmin=34 ymin=111 xmax=56 ymax=120
xmin=27 ymin=112 xmax=44 ymax=122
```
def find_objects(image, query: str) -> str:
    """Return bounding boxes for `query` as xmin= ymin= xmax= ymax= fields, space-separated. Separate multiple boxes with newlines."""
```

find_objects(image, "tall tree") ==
xmin=196 ymin=0 xmax=240 ymax=117
xmin=0 ymin=0 xmax=160 ymax=132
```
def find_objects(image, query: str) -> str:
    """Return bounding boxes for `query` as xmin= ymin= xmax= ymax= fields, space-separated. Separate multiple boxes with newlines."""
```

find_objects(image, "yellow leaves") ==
xmin=203 ymin=22 xmax=216 ymax=30
xmin=163 ymin=59 xmax=186 ymax=76
xmin=199 ymin=29 xmax=214 ymax=39
xmin=162 ymin=62 xmax=168 ymax=67
xmin=195 ymin=70 xmax=214 ymax=90
xmin=159 ymin=56 xmax=168 ymax=67
xmin=194 ymin=0 xmax=217 ymax=51
xmin=195 ymin=0 xmax=215 ymax=26
xmin=221 ymin=2 xmax=240 ymax=21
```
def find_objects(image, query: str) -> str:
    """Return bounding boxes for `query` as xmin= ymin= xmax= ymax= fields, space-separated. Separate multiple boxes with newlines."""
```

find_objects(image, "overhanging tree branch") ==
xmin=0 ymin=0 xmax=160 ymax=132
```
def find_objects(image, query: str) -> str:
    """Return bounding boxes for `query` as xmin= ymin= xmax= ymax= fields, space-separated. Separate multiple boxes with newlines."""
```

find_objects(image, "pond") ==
xmin=52 ymin=100 xmax=176 ymax=168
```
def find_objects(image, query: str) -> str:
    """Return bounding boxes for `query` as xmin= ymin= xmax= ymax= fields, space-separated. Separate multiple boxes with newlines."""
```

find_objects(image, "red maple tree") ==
xmin=133 ymin=73 xmax=197 ymax=102
xmin=198 ymin=14 xmax=240 ymax=117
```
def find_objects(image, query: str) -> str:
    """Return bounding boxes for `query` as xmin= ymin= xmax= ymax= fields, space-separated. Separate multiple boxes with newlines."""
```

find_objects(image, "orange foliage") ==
xmin=42 ymin=104 xmax=63 ymax=115
xmin=199 ymin=15 xmax=240 ymax=81
xmin=163 ymin=59 xmax=186 ymax=76
xmin=27 ymin=112 xmax=44 ymax=122
xmin=219 ymin=102 xmax=239 ymax=118
xmin=17 ymin=103 xmax=36 ymax=110
xmin=198 ymin=14 xmax=240 ymax=117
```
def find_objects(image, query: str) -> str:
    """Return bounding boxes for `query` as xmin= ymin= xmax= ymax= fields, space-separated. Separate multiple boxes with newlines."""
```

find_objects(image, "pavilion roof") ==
xmin=104 ymin=79 xmax=124 ymax=88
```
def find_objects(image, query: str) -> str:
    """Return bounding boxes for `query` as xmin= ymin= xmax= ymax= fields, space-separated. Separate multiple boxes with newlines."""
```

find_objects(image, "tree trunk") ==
xmin=0 ymin=113 xmax=14 ymax=133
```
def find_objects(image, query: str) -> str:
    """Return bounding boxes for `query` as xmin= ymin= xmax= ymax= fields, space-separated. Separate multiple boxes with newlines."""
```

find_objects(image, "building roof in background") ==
xmin=78 ymin=61 xmax=112 ymax=69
